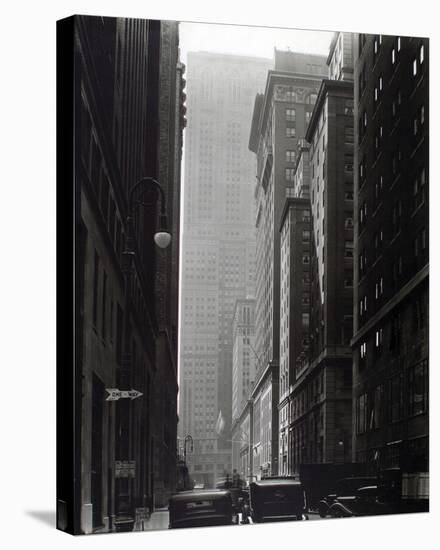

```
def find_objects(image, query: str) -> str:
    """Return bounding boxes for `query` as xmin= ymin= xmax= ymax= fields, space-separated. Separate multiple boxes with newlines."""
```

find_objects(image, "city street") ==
xmin=133 ymin=509 xmax=331 ymax=531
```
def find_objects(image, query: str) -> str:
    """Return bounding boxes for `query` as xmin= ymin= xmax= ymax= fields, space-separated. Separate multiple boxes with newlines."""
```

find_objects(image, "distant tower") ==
xmin=179 ymin=52 xmax=271 ymax=488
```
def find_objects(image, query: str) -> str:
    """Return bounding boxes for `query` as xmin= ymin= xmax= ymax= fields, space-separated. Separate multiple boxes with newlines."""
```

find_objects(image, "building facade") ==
xmin=231 ymin=400 xmax=253 ymax=481
xmin=352 ymin=34 xmax=429 ymax=476
xmin=249 ymin=50 xmax=327 ymax=477
xmin=280 ymin=34 xmax=355 ymax=475
xmin=74 ymin=16 xmax=184 ymax=533
xmin=179 ymin=52 xmax=271 ymax=487
xmin=279 ymin=174 xmax=312 ymax=474
xmin=232 ymin=298 xmax=257 ymax=423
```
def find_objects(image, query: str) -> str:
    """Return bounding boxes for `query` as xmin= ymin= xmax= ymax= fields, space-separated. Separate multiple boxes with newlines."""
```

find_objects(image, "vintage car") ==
xmin=329 ymin=485 xmax=396 ymax=518
xmin=249 ymin=478 xmax=308 ymax=523
xmin=168 ymin=489 xmax=233 ymax=529
xmin=317 ymin=476 xmax=377 ymax=518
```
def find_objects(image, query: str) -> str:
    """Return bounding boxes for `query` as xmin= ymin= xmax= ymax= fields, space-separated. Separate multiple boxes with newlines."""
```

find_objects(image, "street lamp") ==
xmin=114 ymin=176 xmax=171 ymax=531
xmin=126 ymin=176 xmax=172 ymax=252
xmin=183 ymin=435 xmax=194 ymax=463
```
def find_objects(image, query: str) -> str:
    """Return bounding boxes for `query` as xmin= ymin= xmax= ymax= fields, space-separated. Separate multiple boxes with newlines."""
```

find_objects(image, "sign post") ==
xmin=105 ymin=388 xmax=143 ymax=401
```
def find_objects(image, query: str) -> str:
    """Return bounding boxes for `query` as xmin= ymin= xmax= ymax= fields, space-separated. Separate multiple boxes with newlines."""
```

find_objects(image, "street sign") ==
xmin=115 ymin=460 xmax=136 ymax=478
xmin=106 ymin=388 xmax=143 ymax=401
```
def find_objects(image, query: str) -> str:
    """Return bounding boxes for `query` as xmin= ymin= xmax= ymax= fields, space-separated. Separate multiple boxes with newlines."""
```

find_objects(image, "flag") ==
xmin=215 ymin=410 xmax=225 ymax=435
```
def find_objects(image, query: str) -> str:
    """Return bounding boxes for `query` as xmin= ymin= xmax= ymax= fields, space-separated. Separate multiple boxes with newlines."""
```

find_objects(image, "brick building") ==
xmin=352 ymin=34 xmax=429 ymax=476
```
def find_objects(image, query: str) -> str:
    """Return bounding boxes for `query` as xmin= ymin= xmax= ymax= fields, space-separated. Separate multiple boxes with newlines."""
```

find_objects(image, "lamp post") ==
xmin=183 ymin=435 xmax=193 ymax=464
xmin=114 ymin=177 xmax=171 ymax=531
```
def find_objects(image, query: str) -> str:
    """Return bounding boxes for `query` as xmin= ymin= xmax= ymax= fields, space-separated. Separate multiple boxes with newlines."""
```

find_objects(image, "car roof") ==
xmin=252 ymin=479 xmax=302 ymax=486
xmin=170 ymin=489 xmax=230 ymax=501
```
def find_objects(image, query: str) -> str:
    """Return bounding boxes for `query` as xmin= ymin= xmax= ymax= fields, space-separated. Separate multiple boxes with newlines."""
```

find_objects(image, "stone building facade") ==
xmin=72 ymin=16 xmax=184 ymax=533
xmin=249 ymin=50 xmax=327 ymax=477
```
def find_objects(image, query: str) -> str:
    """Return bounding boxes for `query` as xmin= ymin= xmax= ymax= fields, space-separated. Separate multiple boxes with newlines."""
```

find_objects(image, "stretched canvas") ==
xmin=57 ymin=14 xmax=429 ymax=535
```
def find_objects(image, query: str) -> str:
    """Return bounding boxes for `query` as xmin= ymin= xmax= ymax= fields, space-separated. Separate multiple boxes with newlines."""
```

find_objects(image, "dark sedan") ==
xmin=168 ymin=489 xmax=233 ymax=529
xmin=329 ymin=485 xmax=396 ymax=518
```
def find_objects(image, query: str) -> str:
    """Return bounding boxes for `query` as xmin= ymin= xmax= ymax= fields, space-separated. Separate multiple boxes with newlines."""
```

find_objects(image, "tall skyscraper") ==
xmin=179 ymin=52 xmax=271 ymax=487
xmin=249 ymin=50 xmax=327 ymax=477
xmin=289 ymin=33 xmax=355 ymax=472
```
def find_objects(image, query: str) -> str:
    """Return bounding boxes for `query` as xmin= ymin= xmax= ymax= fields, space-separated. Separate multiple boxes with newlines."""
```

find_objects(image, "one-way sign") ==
xmin=105 ymin=388 xmax=143 ymax=401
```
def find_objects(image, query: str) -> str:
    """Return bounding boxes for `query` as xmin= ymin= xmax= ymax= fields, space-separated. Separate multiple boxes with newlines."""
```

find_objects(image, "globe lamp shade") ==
xmin=154 ymin=231 xmax=172 ymax=249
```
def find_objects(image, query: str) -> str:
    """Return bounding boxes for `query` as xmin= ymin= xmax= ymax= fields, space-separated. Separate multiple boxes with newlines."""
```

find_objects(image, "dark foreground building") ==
xmin=66 ymin=15 xmax=185 ymax=533
xmin=352 ymin=34 xmax=429 ymax=488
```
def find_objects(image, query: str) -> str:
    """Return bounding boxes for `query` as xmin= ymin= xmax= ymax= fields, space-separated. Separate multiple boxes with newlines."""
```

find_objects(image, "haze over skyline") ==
xmin=180 ymin=21 xmax=334 ymax=64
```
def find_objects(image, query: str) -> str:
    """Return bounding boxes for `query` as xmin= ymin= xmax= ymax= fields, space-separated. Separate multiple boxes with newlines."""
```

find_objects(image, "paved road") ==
xmin=134 ymin=509 xmax=331 ymax=531
xmin=134 ymin=508 xmax=170 ymax=531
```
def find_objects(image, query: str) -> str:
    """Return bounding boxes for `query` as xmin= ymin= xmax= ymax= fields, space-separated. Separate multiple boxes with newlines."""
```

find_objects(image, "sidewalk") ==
xmin=134 ymin=508 xmax=170 ymax=531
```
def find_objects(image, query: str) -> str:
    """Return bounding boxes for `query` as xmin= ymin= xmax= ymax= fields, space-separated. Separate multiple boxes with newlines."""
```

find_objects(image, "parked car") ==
xmin=317 ymin=476 xmax=377 ymax=518
xmin=168 ymin=489 xmax=233 ymax=529
xmin=329 ymin=485 xmax=395 ymax=518
xmin=249 ymin=478 xmax=308 ymax=523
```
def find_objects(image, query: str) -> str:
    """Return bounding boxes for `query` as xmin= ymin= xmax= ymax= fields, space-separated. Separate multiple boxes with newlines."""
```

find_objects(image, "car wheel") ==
xmin=318 ymin=505 xmax=327 ymax=518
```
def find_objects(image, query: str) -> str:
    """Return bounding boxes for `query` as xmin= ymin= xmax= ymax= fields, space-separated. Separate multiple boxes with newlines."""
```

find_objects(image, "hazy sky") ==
xmin=180 ymin=21 xmax=334 ymax=63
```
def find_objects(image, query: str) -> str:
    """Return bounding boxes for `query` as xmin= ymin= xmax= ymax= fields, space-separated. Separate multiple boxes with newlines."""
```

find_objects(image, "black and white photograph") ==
xmin=55 ymin=12 xmax=430 ymax=536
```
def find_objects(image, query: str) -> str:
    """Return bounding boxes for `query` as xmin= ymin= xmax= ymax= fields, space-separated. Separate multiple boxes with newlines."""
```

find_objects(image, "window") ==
xmin=374 ymin=76 xmax=383 ymax=106
xmin=302 ymin=210 xmax=310 ymax=222
xmin=375 ymin=328 xmax=383 ymax=352
xmin=286 ymin=126 xmax=296 ymax=138
xmin=413 ymin=57 xmax=418 ymax=77
xmin=345 ymin=217 xmax=354 ymax=229
xmin=286 ymin=108 xmax=296 ymax=122
xmin=359 ymin=158 xmax=366 ymax=183
xmin=373 ymin=34 xmax=382 ymax=59
xmin=302 ymin=229 xmax=310 ymax=242
xmin=375 ymin=276 xmax=384 ymax=300
xmin=286 ymin=150 xmax=296 ymax=163
xmin=374 ymin=176 xmax=384 ymax=207
xmin=420 ymin=43 xmax=425 ymax=64
xmin=345 ymin=190 xmax=354 ymax=201
xmin=305 ymin=111 xmax=312 ymax=125
xmin=359 ymin=249 xmax=367 ymax=278
xmin=344 ymin=100 xmax=354 ymax=115
xmin=345 ymin=126 xmax=354 ymax=144
xmin=285 ymin=168 xmax=295 ymax=182
xmin=371 ymin=385 xmax=384 ymax=429
xmin=359 ymin=200 xmax=367 ymax=228
xmin=408 ymin=361 xmax=428 ymax=416
xmin=302 ymin=313 xmax=310 ymax=328
xmin=302 ymin=253 xmax=310 ymax=264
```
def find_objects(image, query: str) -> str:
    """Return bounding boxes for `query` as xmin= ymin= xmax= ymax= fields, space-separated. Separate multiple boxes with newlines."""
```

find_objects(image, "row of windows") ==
xmin=358 ymin=294 xmax=427 ymax=364
xmin=356 ymin=360 xmax=428 ymax=433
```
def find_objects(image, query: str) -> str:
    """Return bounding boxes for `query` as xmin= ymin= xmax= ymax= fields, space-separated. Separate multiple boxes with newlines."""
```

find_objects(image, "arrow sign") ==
xmin=106 ymin=388 xmax=143 ymax=401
